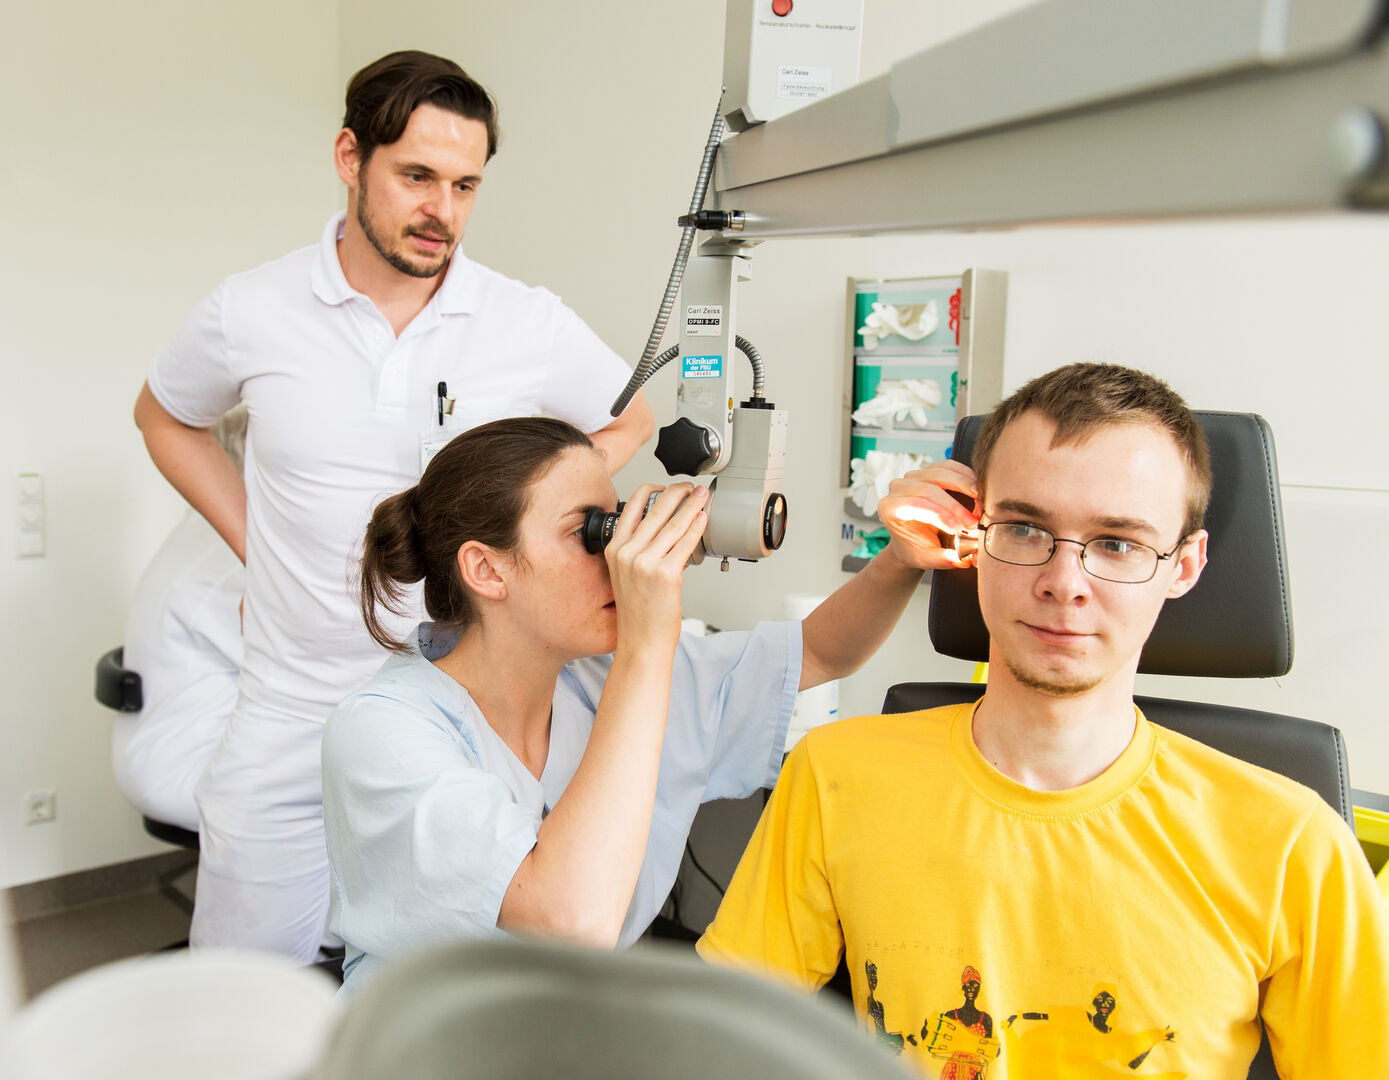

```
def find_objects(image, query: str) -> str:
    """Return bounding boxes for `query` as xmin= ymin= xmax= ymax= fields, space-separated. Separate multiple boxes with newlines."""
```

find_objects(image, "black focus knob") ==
xmin=655 ymin=417 xmax=718 ymax=476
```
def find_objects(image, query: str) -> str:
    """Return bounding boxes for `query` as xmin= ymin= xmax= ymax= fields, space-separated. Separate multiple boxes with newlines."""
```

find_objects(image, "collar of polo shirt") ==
xmin=310 ymin=211 xmax=481 ymax=316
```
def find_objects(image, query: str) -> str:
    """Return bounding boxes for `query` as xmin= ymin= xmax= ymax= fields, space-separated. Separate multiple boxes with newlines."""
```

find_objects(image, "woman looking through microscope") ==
xmin=321 ymin=416 xmax=977 ymax=989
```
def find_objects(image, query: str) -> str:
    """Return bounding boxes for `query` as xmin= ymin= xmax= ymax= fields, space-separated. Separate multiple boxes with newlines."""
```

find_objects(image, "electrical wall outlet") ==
xmin=25 ymin=791 xmax=56 ymax=825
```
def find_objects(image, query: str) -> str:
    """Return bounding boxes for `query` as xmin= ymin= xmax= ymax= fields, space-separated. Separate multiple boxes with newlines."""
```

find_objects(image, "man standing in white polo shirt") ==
xmin=133 ymin=51 xmax=654 ymax=961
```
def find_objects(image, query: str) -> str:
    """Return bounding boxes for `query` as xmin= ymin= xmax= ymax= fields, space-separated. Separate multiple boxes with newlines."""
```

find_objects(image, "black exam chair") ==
xmin=882 ymin=411 xmax=1348 ymax=1080
xmin=95 ymin=647 xmax=199 ymax=915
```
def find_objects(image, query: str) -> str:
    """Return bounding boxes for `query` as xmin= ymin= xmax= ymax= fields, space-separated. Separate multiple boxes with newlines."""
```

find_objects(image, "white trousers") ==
xmin=191 ymin=702 xmax=339 ymax=962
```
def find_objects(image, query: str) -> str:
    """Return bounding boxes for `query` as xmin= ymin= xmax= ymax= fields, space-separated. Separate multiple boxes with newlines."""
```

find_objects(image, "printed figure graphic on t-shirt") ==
xmin=865 ymin=960 xmax=911 ymax=1055
xmin=923 ymin=964 xmax=1000 ymax=1079
xmin=1002 ymin=984 xmax=1184 ymax=1079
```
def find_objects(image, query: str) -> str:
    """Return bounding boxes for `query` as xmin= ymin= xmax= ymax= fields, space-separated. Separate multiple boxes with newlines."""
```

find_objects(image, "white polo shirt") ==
xmin=148 ymin=213 xmax=634 ymax=720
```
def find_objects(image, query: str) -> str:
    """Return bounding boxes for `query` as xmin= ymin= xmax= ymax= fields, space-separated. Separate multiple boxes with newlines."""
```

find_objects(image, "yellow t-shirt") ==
xmin=698 ymin=703 xmax=1389 ymax=1079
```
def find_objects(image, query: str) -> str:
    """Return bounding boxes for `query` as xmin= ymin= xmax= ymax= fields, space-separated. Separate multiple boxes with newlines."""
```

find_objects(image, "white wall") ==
xmin=4 ymin=0 xmax=1385 ymax=890
xmin=0 ymin=1 xmax=341 ymax=888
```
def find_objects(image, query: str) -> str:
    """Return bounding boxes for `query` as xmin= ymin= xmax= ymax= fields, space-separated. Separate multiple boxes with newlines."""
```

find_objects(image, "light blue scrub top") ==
xmin=322 ymin=620 xmax=801 ymax=989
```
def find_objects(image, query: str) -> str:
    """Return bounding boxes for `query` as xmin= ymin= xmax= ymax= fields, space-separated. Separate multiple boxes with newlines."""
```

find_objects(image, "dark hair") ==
xmin=343 ymin=50 xmax=499 ymax=167
xmin=360 ymin=417 xmax=594 ymax=651
xmin=972 ymin=363 xmax=1212 ymax=535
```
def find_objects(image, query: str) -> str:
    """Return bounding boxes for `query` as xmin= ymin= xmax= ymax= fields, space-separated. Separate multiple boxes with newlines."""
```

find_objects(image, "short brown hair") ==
xmin=972 ymin=363 xmax=1212 ymax=535
xmin=343 ymin=50 xmax=498 ymax=167
xmin=359 ymin=417 xmax=594 ymax=651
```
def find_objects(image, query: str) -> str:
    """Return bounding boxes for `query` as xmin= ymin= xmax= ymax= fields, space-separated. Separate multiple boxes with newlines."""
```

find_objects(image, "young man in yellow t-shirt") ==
xmin=699 ymin=362 xmax=1389 ymax=1079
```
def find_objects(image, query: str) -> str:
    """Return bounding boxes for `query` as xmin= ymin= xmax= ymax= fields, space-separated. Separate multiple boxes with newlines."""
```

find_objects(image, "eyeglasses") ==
xmin=978 ymin=521 xmax=1191 ymax=584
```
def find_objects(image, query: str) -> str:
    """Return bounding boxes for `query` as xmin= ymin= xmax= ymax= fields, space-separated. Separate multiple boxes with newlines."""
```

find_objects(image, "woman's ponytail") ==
xmin=360 ymin=485 xmax=428 ymax=651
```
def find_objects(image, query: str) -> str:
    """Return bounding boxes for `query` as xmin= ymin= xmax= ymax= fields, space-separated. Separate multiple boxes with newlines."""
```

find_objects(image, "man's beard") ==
xmin=357 ymin=172 xmax=453 ymax=279
xmin=1002 ymin=656 xmax=1101 ymax=698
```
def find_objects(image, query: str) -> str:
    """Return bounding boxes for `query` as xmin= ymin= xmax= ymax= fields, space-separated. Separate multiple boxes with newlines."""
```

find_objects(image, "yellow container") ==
xmin=1353 ymin=805 xmax=1389 ymax=902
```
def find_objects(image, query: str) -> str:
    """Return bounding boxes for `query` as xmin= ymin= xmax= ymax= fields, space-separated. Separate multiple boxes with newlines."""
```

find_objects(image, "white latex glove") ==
xmin=857 ymin=300 xmax=940 ymax=350
xmin=850 ymin=378 xmax=944 ymax=429
xmin=848 ymin=449 xmax=934 ymax=517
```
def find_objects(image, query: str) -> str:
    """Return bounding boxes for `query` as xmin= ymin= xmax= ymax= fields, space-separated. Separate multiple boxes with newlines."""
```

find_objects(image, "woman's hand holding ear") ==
xmin=876 ymin=460 xmax=982 ymax=571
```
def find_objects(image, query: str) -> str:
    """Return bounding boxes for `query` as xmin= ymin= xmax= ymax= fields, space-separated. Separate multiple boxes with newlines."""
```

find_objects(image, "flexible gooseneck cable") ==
xmin=638 ymin=336 xmax=765 ymax=401
xmin=609 ymin=91 xmax=727 ymax=417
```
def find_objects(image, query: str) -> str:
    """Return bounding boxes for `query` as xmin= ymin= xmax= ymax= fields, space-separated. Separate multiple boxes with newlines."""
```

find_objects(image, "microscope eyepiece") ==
xmin=582 ymin=502 xmax=626 ymax=554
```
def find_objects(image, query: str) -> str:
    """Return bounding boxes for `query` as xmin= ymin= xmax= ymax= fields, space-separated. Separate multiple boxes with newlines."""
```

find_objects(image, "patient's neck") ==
xmin=971 ymin=669 xmax=1139 ymax=792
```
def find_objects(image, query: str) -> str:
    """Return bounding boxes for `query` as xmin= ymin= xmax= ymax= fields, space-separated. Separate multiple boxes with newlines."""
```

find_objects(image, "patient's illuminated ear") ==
xmin=457 ymin=541 xmax=508 ymax=602
xmin=1165 ymin=530 xmax=1209 ymax=600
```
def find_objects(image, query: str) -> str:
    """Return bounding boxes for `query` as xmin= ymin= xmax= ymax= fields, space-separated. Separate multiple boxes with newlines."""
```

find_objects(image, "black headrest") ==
xmin=926 ymin=412 xmax=1293 ymax=678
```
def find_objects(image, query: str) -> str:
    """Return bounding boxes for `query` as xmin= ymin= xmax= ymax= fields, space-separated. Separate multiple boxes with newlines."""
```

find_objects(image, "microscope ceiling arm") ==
xmin=711 ymin=0 xmax=1389 ymax=241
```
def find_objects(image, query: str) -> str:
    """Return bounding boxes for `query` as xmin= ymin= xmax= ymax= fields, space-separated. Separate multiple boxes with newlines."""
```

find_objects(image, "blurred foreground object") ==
xmin=317 ymin=938 xmax=913 ymax=1080
xmin=1 ymin=951 xmax=338 ymax=1080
